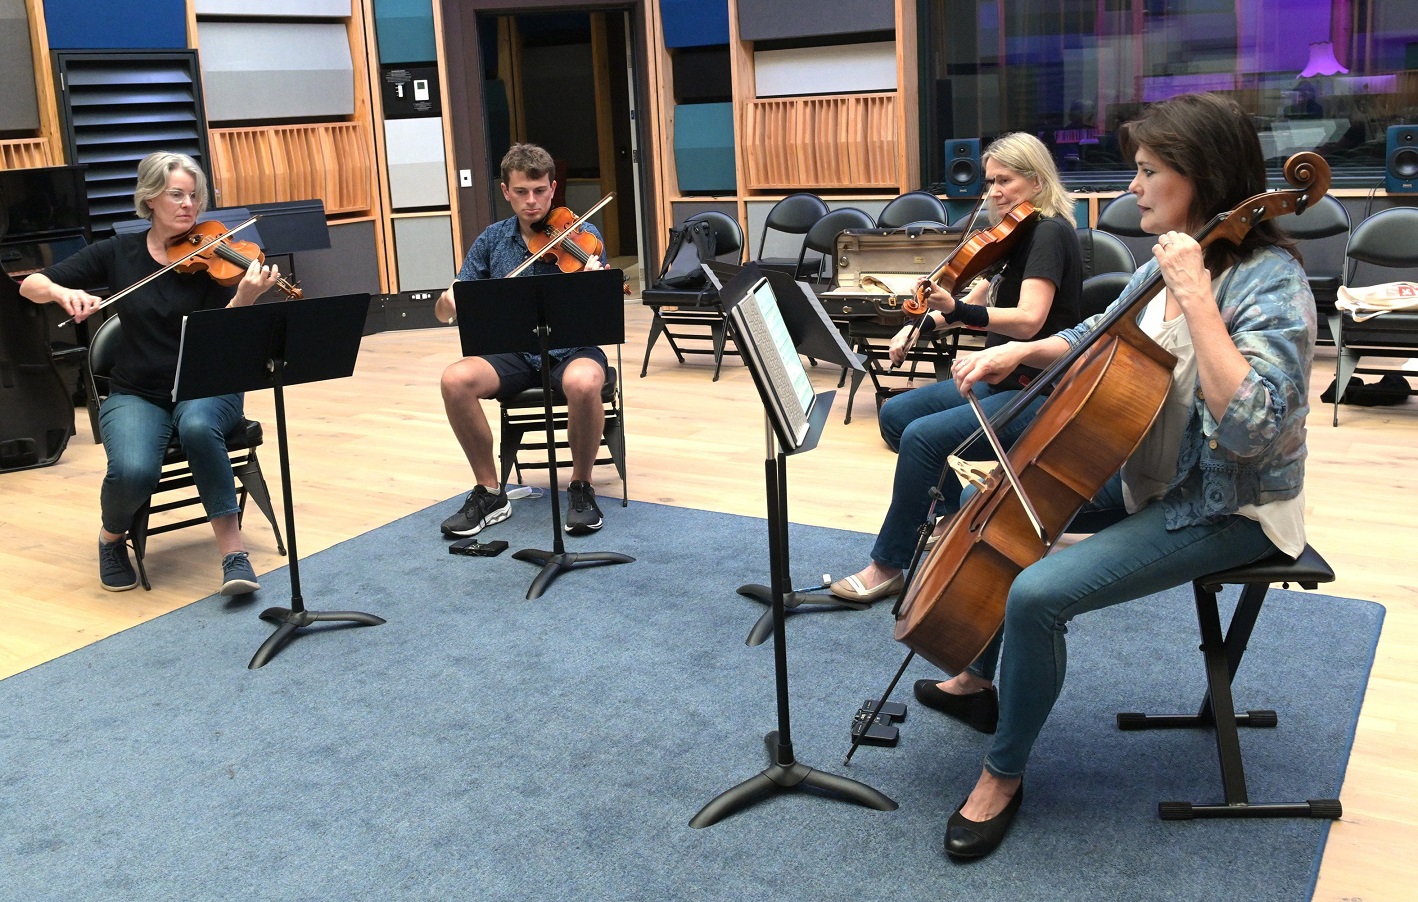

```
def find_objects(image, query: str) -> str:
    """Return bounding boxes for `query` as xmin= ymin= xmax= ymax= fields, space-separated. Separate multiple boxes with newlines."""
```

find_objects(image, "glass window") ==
xmin=920 ymin=0 xmax=1418 ymax=189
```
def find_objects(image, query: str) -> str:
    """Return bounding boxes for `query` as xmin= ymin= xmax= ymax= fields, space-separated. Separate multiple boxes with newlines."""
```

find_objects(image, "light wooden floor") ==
xmin=2 ymin=302 xmax=1414 ymax=899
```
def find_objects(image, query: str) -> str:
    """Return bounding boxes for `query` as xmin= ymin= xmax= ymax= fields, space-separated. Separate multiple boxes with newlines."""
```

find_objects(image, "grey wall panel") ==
xmin=394 ymin=215 xmax=457 ymax=292
xmin=385 ymin=117 xmax=450 ymax=209
xmin=290 ymin=220 xmax=381 ymax=298
xmin=737 ymin=0 xmax=893 ymax=43
xmin=754 ymin=42 xmax=897 ymax=97
xmin=198 ymin=22 xmax=354 ymax=122
xmin=195 ymin=0 xmax=348 ymax=16
xmin=0 ymin=0 xmax=39 ymax=131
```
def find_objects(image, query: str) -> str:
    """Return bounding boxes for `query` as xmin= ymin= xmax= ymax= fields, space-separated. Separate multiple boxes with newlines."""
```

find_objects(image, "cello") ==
xmin=893 ymin=152 xmax=1331 ymax=676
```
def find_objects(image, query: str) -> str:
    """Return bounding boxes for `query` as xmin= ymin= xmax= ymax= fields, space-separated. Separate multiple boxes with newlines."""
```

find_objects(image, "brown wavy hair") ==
xmin=1120 ymin=93 xmax=1297 ymax=273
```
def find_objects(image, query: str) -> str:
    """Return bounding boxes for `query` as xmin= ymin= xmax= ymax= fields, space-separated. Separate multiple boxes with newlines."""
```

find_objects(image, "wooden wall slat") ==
xmin=208 ymin=122 xmax=372 ymax=214
xmin=0 ymin=138 xmax=54 ymax=169
xmin=742 ymin=93 xmax=898 ymax=190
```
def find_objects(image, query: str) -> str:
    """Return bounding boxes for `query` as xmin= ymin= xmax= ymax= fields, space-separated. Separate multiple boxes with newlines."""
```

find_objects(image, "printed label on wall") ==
xmin=382 ymin=64 xmax=440 ymax=119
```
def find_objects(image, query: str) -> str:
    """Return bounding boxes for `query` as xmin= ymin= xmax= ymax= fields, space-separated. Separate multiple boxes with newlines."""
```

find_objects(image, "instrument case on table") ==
xmin=818 ymin=226 xmax=963 ymax=323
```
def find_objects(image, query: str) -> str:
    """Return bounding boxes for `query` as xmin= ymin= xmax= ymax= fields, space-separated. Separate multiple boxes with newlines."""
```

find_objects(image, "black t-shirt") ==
xmin=981 ymin=214 xmax=1083 ymax=389
xmin=41 ymin=232 xmax=234 ymax=405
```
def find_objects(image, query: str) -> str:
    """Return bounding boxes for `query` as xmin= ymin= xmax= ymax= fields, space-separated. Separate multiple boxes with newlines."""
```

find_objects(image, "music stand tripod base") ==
xmin=248 ymin=606 xmax=387 ymax=669
xmin=737 ymin=583 xmax=869 ymax=647
xmin=690 ymin=731 xmax=897 ymax=828
xmin=513 ymin=548 xmax=636 ymax=600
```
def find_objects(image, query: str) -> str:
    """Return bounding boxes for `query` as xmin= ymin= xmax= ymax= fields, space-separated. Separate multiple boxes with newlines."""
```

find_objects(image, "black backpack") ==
xmin=654 ymin=219 xmax=717 ymax=290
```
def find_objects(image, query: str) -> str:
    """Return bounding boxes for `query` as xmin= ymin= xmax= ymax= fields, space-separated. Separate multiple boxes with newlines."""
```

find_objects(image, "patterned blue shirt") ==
xmin=1054 ymin=247 xmax=1315 ymax=529
xmin=456 ymin=215 xmax=608 ymax=362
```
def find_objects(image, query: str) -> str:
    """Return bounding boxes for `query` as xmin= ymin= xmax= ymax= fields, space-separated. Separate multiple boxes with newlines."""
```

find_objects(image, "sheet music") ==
xmin=729 ymin=277 xmax=815 ymax=448
xmin=171 ymin=314 xmax=189 ymax=403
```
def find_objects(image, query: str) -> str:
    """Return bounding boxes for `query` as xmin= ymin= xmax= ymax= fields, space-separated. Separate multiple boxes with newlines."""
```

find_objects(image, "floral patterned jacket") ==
xmin=1054 ymin=246 xmax=1315 ymax=529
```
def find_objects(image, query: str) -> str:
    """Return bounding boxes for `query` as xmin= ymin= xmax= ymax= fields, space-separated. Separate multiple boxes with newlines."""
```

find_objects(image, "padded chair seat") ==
xmin=158 ymin=418 xmax=264 ymax=465
xmin=1195 ymin=544 xmax=1335 ymax=592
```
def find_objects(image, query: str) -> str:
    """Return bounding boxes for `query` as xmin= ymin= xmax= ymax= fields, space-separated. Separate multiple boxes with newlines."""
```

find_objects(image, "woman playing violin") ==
xmin=433 ymin=143 xmax=611 ymax=540
xmin=927 ymin=93 xmax=1315 ymax=859
xmin=20 ymin=152 xmax=282 ymax=594
xmin=830 ymin=133 xmax=1082 ymax=603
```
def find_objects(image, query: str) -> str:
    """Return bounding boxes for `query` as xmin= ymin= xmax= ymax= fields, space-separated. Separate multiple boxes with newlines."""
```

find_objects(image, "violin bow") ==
xmin=505 ymin=193 xmax=616 ymax=279
xmin=59 ymin=216 xmax=261 ymax=328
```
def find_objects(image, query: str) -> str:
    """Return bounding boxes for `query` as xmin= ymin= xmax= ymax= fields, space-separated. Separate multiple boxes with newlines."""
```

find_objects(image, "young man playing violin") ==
xmin=434 ymin=143 xmax=610 ymax=539
xmin=21 ymin=152 xmax=282 ymax=594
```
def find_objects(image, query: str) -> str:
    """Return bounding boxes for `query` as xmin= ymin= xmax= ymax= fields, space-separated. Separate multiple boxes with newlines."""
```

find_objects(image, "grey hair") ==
xmin=133 ymin=152 xmax=209 ymax=221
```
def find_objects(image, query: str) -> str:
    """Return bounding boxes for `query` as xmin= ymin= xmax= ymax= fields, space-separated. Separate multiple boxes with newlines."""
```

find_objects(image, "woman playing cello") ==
xmin=20 ymin=152 xmax=282 ymax=593
xmin=928 ymin=93 xmax=1316 ymax=859
xmin=829 ymin=133 xmax=1082 ymax=603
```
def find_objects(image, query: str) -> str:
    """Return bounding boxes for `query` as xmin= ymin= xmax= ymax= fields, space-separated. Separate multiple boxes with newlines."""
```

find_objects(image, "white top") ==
xmin=1125 ymin=285 xmax=1306 ymax=558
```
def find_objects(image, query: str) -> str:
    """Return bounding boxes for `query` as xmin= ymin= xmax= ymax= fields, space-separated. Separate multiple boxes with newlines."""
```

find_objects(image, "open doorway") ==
xmin=478 ymin=9 xmax=642 ymax=281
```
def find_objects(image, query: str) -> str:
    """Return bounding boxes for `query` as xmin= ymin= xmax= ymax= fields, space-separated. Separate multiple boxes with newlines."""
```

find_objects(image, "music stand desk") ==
xmin=175 ymin=293 xmax=383 ymax=668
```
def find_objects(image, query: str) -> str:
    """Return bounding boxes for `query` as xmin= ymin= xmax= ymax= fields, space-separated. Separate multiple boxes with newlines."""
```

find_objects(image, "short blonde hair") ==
xmin=133 ymin=152 xmax=209 ymax=221
xmin=981 ymin=133 xmax=1075 ymax=227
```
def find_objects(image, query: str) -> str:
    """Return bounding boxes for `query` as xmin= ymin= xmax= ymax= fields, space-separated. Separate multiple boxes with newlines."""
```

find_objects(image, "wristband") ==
xmin=916 ymin=315 xmax=939 ymax=336
xmin=946 ymin=302 xmax=989 ymax=328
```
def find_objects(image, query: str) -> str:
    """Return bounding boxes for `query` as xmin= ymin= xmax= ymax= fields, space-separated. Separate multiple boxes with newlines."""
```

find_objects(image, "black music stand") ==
xmin=690 ymin=267 xmax=894 ymax=828
xmin=453 ymin=269 xmax=633 ymax=599
xmin=707 ymin=263 xmax=870 ymax=646
xmin=172 ymin=293 xmax=384 ymax=669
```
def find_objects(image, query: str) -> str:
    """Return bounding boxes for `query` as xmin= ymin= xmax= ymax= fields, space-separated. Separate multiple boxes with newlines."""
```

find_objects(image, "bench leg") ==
xmin=1117 ymin=581 xmax=1342 ymax=820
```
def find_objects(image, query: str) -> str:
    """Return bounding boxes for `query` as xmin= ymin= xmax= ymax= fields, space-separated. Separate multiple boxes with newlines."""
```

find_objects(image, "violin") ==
xmin=168 ymin=221 xmax=303 ymax=298
xmin=526 ymin=206 xmax=606 ymax=273
xmin=890 ymin=201 xmax=1040 ymax=370
xmin=905 ymin=201 xmax=1040 ymax=317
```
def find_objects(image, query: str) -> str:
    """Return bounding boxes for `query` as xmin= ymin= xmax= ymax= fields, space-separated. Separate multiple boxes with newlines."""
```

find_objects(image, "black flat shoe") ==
xmin=913 ymin=680 xmax=999 ymax=733
xmin=945 ymin=785 xmax=1023 ymax=860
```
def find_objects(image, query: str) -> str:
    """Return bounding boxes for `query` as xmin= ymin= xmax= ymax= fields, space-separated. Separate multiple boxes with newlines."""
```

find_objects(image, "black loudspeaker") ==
xmin=1386 ymin=125 xmax=1418 ymax=194
xmin=943 ymin=138 xmax=983 ymax=198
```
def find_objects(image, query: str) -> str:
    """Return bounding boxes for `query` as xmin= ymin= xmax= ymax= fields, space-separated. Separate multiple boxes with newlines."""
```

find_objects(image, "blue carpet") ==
xmin=0 ymin=496 xmax=1383 ymax=901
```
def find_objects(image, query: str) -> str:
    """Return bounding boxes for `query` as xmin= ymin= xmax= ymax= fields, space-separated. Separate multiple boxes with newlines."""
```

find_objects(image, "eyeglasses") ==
xmin=162 ymin=189 xmax=199 ymax=204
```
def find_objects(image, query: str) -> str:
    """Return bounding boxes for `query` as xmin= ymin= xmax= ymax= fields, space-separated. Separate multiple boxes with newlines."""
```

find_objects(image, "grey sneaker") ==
xmin=441 ymin=486 xmax=511 ymax=537
xmin=565 ymin=480 xmax=603 ymax=535
xmin=98 ymin=537 xmax=138 ymax=592
xmin=220 ymin=551 xmax=260 ymax=596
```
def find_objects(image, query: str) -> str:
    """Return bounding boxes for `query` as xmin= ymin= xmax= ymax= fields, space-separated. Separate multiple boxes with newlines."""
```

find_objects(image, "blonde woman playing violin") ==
xmin=830 ymin=133 xmax=1082 ymax=606
xmin=21 ymin=152 xmax=281 ymax=594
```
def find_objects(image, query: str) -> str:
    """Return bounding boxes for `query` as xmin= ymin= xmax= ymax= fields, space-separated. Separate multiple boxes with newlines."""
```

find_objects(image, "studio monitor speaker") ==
xmin=1386 ymin=125 xmax=1418 ymax=194
xmin=944 ymin=138 xmax=983 ymax=198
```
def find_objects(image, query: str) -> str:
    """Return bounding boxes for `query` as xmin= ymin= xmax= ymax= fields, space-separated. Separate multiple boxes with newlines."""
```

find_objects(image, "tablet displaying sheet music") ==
xmin=727 ymin=276 xmax=816 ymax=449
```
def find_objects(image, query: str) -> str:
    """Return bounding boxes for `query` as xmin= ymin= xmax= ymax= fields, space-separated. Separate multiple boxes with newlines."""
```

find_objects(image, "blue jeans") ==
xmin=964 ymin=475 xmax=1278 ymax=778
xmin=871 ymin=380 xmax=1047 ymax=570
xmin=98 ymin=392 xmax=244 ymax=535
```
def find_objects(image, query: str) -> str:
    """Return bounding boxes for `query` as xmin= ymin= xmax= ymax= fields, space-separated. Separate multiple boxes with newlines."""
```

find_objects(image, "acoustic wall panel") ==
xmin=754 ymin=42 xmax=897 ymax=97
xmin=373 ymin=0 xmax=437 ymax=64
xmin=197 ymin=22 xmax=355 ymax=123
xmin=0 ymin=0 xmax=39 ymax=131
xmin=291 ymin=219 xmax=380 ymax=298
xmin=393 ymin=215 xmax=456 ymax=292
xmin=195 ymin=0 xmax=349 ymax=16
xmin=54 ymin=51 xmax=210 ymax=236
xmin=673 ymin=103 xmax=735 ymax=195
xmin=43 ymin=0 xmax=185 ymax=50
xmin=672 ymin=46 xmax=732 ymax=104
xmin=384 ymin=117 xmax=449 ymax=209
xmin=661 ymin=0 xmax=729 ymax=49
xmin=737 ymin=0 xmax=893 ymax=43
